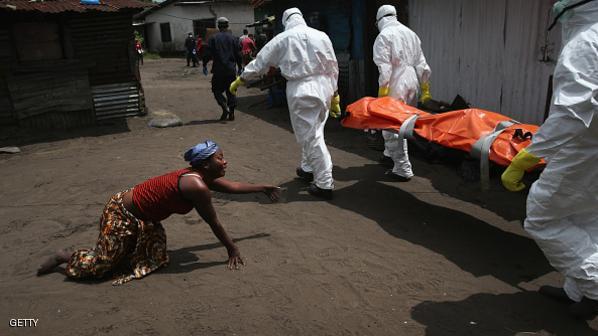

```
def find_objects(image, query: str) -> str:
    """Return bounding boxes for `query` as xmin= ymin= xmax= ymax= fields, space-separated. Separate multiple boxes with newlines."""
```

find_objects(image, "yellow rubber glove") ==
xmin=229 ymin=77 xmax=245 ymax=95
xmin=420 ymin=82 xmax=432 ymax=103
xmin=329 ymin=94 xmax=341 ymax=118
xmin=501 ymin=149 xmax=541 ymax=192
xmin=378 ymin=86 xmax=389 ymax=97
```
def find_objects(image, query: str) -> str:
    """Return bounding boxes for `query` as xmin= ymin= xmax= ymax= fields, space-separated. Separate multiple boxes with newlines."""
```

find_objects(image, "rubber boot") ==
xmin=219 ymin=104 xmax=229 ymax=121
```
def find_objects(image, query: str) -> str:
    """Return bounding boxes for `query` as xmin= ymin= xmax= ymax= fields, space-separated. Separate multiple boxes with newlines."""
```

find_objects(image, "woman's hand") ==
xmin=227 ymin=247 xmax=244 ymax=270
xmin=263 ymin=186 xmax=281 ymax=202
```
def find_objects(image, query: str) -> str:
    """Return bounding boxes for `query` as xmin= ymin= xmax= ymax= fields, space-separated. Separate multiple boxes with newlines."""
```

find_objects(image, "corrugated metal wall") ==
xmin=69 ymin=12 xmax=144 ymax=120
xmin=18 ymin=108 xmax=96 ymax=129
xmin=92 ymin=82 xmax=143 ymax=120
xmin=409 ymin=0 xmax=559 ymax=125
xmin=69 ymin=12 xmax=136 ymax=86
xmin=8 ymin=63 xmax=93 ymax=119
xmin=0 ymin=11 xmax=143 ymax=129
xmin=7 ymin=61 xmax=96 ymax=128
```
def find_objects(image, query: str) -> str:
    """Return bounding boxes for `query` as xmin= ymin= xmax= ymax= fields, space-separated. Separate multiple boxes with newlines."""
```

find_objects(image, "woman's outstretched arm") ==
xmin=209 ymin=178 xmax=280 ymax=202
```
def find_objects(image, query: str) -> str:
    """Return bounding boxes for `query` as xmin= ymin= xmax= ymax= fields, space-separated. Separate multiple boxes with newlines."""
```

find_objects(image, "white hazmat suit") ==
xmin=523 ymin=1 xmax=598 ymax=302
xmin=373 ymin=5 xmax=431 ymax=179
xmin=241 ymin=8 xmax=339 ymax=190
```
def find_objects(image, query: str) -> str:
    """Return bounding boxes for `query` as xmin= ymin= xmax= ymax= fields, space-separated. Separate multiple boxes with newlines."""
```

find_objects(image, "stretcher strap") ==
xmin=470 ymin=120 xmax=519 ymax=190
xmin=398 ymin=114 xmax=419 ymax=141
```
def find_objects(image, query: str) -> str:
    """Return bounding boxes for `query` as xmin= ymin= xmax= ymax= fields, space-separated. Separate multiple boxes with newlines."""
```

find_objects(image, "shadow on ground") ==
xmin=39 ymin=234 xmax=270 ymax=284
xmin=163 ymin=233 xmax=270 ymax=274
xmin=216 ymin=160 xmax=579 ymax=330
xmin=411 ymin=291 xmax=595 ymax=335
xmin=0 ymin=118 xmax=132 ymax=147
xmin=184 ymin=119 xmax=226 ymax=126
xmin=295 ymin=166 xmax=550 ymax=288
xmin=235 ymin=94 xmax=528 ymax=222
xmin=216 ymin=158 xmax=551 ymax=289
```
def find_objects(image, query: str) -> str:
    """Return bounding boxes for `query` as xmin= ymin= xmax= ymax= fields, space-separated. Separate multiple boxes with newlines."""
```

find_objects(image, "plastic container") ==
xmin=80 ymin=0 xmax=100 ymax=5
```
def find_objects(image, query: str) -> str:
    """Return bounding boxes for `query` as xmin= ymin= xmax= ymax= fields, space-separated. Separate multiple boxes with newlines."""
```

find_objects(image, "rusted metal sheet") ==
xmin=5 ymin=62 xmax=95 ymax=129
xmin=0 ymin=0 xmax=150 ymax=14
xmin=0 ymin=78 xmax=15 ymax=126
xmin=19 ymin=109 xmax=95 ymax=128
xmin=0 ymin=28 xmax=15 ymax=125
xmin=69 ymin=13 xmax=136 ymax=85
xmin=8 ymin=64 xmax=93 ymax=120
xmin=409 ymin=0 xmax=558 ymax=125
xmin=337 ymin=52 xmax=350 ymax=106
xmin=14 ymin=22 xmax=64 ymax=61
xmin=92 ymin=82 xmax=143 ymax=120
xmin=0 ymin=26 xmax=10 ymax=63
xmin=0 ymin=7 xmax=144 ymax=128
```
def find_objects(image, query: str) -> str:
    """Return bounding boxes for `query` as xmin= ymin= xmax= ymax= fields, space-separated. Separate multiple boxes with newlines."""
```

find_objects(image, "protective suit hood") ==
xmin=548 ymin=0 xmax=598 ymax=130
xmin=376 ymin=5 xmax=399 ymax=31
xmin=378 ymin=15 xmax=400 ymax=32
xmin=376 ymin=4 xmax=396 ymax=21
xmin=282 ymin=7 xmax=306 ymax=31
xmin=560 ymin=1 xmax=598 ymax=35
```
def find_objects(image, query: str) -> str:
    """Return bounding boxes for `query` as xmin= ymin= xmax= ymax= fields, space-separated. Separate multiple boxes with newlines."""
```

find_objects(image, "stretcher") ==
xmin=342 ymin=96 xmax=543 ymax=189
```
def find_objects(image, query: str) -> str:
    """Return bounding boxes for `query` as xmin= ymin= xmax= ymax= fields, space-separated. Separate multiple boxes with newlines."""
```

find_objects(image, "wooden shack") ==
xmin=0 ymin=0 xmax=150 ymax=129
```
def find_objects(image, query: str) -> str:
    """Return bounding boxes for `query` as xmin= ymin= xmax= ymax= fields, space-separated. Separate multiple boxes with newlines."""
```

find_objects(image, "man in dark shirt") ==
xmin=202 ymin=17 xmax=242 ymax=121
xmin=185 ymin=33 xmax=198 ymax=67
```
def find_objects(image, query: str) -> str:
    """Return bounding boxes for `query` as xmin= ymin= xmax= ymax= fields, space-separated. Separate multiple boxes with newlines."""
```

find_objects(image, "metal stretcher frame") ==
xmin=386 ymin=116 xmax=520 ymax=190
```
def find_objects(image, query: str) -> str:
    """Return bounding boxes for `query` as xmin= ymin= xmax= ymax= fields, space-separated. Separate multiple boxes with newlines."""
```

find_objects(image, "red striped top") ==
xmin=132 ymin=168 xmax=196 ymax=222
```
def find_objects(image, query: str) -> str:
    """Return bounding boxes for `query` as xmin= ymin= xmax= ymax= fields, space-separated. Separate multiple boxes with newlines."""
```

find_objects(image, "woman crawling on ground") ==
xmin=37 ymin=140 xmax=280 ymax=285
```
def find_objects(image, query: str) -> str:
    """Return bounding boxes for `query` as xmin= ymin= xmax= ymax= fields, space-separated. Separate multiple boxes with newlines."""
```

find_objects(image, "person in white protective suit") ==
xmin=373 ymin=4 xmax=432 ymax=181
xmin=501 ymin=0 xmax=598 ymax=318
xmin=229 ymin=7 xmax=341 ymax=200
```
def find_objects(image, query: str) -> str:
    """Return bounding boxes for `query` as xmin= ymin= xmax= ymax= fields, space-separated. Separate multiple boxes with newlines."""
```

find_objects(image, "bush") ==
xmin=145 ymin=52 xmax=161 ymax=60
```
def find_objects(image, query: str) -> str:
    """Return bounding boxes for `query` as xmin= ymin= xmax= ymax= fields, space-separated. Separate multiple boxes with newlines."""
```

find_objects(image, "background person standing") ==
xmin=135 ymin=38 xmax=144 ymax=66
xmin=240 ymin=33 xmax=257 ymax=67
xmin=203 ymin=17 xmax=242 ymax=121
xmin=185 ymin=33 xmax=198 ymax=67
xmin=196 ymin=36 xmax=203 ymax=60
xmin=239 ymin=29 xmax=249 ymax=45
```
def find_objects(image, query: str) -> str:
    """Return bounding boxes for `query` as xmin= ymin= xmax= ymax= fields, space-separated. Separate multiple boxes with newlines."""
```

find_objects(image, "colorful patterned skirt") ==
xmin=65 ymin=190 xmax=169 ymax=285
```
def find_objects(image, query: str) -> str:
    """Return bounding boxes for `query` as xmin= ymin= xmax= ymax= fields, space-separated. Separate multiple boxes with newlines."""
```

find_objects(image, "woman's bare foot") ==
xmin=37 ymin=249 xmax=72 ymax=275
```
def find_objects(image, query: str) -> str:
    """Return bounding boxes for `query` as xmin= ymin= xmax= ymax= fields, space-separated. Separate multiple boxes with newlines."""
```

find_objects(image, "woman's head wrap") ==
xmin=184 ymin=140 xmax=219 ymax=167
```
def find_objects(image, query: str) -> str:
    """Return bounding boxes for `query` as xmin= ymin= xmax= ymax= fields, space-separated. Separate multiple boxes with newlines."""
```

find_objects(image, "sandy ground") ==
xmin=1 ymin=58 xmax=597 ymax=335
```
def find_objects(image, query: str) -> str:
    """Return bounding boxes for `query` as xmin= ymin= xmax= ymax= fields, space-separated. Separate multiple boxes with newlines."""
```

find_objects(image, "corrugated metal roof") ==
xmin=0 ymin=0 xmax=151 ymax=13
xmin=135 ymin=0 xmax=249 ymax=19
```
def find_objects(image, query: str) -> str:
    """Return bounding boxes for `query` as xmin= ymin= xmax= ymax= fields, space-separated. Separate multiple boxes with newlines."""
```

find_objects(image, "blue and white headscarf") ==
xmin=184 ymin=140 xmax=220 ymax=167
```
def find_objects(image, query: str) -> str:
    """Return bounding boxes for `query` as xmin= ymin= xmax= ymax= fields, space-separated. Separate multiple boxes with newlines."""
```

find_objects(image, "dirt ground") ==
xmin=1 ymin=58 xmax=597 ymax=335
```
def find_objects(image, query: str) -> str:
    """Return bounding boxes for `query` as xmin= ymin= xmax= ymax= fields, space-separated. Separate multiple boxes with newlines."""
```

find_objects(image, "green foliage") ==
xmin=144 ymin=52 xmax=160 ymax=59
xmin=134 ymin=30 xmax=144 ymax=44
